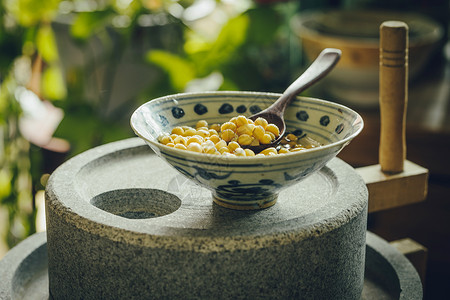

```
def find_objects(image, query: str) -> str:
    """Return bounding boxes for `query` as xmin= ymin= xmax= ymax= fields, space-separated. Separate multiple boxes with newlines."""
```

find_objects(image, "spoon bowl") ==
xmin=246 ymin=48 xmax=341 ymax=153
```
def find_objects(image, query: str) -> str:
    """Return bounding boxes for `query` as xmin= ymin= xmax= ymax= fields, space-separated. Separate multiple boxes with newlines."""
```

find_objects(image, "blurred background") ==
xmin=0 ymin=0 xmax=448 ymax=298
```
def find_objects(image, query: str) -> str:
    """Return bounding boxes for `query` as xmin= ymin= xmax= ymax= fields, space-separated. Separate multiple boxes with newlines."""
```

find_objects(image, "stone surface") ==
xmin=45 ymin=138 xmax=369 ymax=299
xmin=362 ymin=232 xmax=423 ymax=299
xmin=0 ymin=232 xmax=48 ymax=300
xmin=0 ymin=231 xmax=422 ymax=300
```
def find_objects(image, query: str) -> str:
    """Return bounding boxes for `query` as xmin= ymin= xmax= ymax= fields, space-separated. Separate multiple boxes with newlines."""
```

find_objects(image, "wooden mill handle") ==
xmin=379 ymin=21 xmax=408 ymax=174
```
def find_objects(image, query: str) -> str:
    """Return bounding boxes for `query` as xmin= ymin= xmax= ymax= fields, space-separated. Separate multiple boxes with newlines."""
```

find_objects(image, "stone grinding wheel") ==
xmin=45 ymin=138 xmax=368 ymax=299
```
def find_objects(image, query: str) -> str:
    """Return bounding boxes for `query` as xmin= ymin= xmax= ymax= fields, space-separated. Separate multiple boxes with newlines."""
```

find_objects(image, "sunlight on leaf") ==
xmin=189 ymin=14 xmax=249 ymax=74
xmin=42 ymin=65 xmax=67 ymax=100
xmin=36 ymin=24 xmax=59 ymax=63
xmin=5 ymin=0 xmax=61 ymax=26
xmin=211 ymin=14 xmax=249 ymax=54
xmin=71 ymin=10 xmax=115 ymax=40
xmin=0 ymin=170 xmax=12 ymax=200
xmin=184 ymin=31 xmax=210 ymax=54
xmin=146 ymin=50 xmax=196 ymax=91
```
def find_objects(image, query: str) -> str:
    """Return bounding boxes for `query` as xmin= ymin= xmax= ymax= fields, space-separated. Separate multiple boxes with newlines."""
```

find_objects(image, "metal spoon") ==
xmin=246 ymin=48 xmax=342 ymax=153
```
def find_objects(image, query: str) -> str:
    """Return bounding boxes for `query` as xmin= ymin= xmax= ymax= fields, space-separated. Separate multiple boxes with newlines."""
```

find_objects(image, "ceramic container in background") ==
xmin=291 ymin=10 xmax=443 ymax=108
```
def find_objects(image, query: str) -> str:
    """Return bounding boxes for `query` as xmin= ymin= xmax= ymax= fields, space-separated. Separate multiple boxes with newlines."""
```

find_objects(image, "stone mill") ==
xmin=44 ymin=138 xmax=368 ymax=299
xmin=0 ymin=138 xmax=423 ymax=299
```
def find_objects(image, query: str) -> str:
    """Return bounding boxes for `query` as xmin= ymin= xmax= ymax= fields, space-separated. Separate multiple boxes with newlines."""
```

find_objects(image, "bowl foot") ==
xmin=213 ymin=195 xmax=278 ymax=210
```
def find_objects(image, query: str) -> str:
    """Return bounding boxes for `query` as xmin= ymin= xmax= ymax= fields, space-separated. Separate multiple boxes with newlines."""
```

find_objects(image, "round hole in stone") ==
xmin=90 ymin=188 xmax=181 ymax=219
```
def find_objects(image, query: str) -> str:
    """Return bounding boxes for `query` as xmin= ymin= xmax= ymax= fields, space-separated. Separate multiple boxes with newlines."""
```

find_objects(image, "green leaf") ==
xmin=190 ymin=14 xmax=250 ymax=74
xmin=0 ymin=170 xmax=12 ymax=200
xmin=71 ymin=10 xmax=115 ymax=40
xmin=246 ymin=7 xmax=281 ymax=45
xmin=36 ymin=24 xmax=59 ymax=62
xmin=42 ymin=65 xmax=67 ymax=100
xmin=146 ymin=50 xmax=195 ymax=91
xmin=214 ymin=14 xmax=249 ymax=51
xmin=5 ymin=0 xmax=61 ymax=26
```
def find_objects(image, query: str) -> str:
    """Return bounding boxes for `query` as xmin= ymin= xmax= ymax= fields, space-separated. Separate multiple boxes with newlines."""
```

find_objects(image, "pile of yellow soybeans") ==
xmin=158 ymin=115 xmax=319 ymax=157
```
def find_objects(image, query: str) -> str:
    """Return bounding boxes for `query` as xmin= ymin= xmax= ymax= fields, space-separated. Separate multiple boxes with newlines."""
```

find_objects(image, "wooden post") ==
xmin=356 ymin=21 xmax=428 ymax=213
xmin=379 ymin=21 xmax=408 ymax=174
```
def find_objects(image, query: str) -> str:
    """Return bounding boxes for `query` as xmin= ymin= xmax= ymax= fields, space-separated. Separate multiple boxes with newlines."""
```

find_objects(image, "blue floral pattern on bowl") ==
xmin=131 ymin=91 xmax=363 ymax=210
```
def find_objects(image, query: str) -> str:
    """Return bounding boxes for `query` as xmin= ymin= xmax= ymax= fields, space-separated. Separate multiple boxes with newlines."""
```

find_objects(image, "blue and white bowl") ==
xmin=131 ymin=91 xmax=363 ymax=210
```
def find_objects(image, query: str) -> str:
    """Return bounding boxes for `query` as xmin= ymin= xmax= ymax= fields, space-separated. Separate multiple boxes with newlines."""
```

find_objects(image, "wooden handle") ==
xmin=267 ymin=48 xmax=341 ymax=117
xmin=379 ymin=21 xmax=408 ymax=174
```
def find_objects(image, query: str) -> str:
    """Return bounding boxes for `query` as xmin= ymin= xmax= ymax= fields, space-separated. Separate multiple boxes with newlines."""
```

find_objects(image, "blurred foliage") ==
xmin=0 ymin=74 xmax=36 ymax=249
xmin=5 ymin=0 xmax=61 ymax=26
xmin=0 ymin=0 xmax=301 ymax=251
xmin=0 ymin=2 xmax=30 ymax=250
xmin=146 ymin=4 xmax=298 ymax=95
xmin=70 ymin=9 xmax=117 ymax=40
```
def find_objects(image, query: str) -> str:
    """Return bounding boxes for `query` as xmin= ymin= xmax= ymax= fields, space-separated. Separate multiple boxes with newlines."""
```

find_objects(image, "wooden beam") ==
xmin=356 ymin=160 xmax=428 ymax=213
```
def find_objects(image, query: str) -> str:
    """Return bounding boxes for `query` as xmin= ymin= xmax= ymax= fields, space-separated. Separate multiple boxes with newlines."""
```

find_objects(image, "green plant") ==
xmin=146 ymin=2 xmax=301 ymax=95
xmin=0 ymin=75 xmax=36 ymax=250
xmin=0 ymin=0 xmax=302 ymax=254
xmin=0 ymin=0 xmax=39 ymax=251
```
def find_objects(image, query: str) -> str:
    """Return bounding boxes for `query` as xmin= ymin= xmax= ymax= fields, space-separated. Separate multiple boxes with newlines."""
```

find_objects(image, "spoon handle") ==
xmin=268 ymin=48 xmax=342 ymax=116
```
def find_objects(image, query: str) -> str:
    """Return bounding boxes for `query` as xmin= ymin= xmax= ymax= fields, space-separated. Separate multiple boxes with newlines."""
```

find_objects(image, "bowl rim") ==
xmin=130 ymin=91 xmax=364 ymax=163
xmin=291 ymin=9 xmax=443 ymax=47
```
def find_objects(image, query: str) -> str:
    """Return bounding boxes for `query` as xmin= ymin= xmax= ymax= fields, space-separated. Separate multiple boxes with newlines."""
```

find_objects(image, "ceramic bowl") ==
xmin=292 ymin=10 xmax=443 ymax=108
xmin=131 ymin=91 xmax=363 ymax=210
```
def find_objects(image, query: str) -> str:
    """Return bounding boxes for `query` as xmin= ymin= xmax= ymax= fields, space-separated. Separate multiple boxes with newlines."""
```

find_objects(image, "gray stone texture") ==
xmin=0 ymin=232 xmax=48 ymax=300
xmin=45 ymin=138 xmax=369 ymax=299
xmin=0 ymin=231 xmax=423 ymax=300
xmin=362 ymin=232 xmax=423 ymax=299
